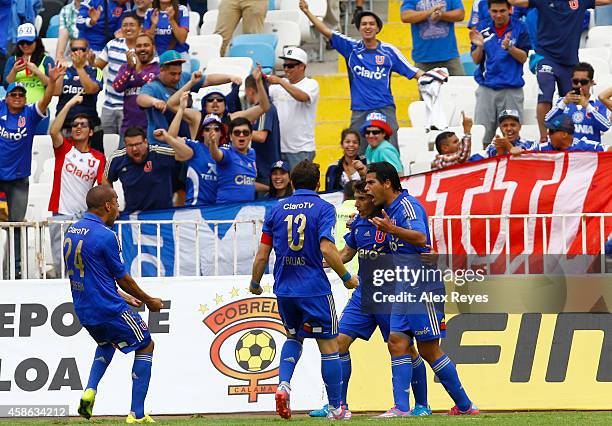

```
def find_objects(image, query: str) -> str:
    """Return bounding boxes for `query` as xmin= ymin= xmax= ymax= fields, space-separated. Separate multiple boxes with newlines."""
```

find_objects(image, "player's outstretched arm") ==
xmin=250 ymin=243 xmax=272 ymax=295
xmin=116 ymin=274 xmax=163 ymax=312
xmin=321 ymin=239 xmax=359 ymax=289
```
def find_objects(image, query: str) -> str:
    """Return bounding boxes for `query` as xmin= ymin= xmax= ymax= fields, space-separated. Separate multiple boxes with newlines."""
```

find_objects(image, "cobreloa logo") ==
xmin=203 ymin=297 xmax=284 ymax=402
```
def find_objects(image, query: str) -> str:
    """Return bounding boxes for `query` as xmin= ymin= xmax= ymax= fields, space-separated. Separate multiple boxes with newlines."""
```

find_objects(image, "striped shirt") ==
xmin=59 ymin=1 xmax=80 ymax=39
xmin=98 ymin=38 xmax=129 ymax=110
xmin=431 ymin=134 xmax=472 ymax=170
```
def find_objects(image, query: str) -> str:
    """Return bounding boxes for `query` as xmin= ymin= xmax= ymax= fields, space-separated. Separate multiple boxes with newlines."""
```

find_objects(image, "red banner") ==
xmin=402 ymin=152 xmax=612 ymax=272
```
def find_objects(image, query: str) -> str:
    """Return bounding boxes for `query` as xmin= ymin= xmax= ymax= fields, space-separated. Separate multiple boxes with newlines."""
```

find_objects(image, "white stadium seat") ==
xmin=32 ymin=136 xmax=54 ymax=182
xmin=439 ymin=84 xmax=476 ymax=126
xmin=188 ymin=34 xmax=222 ymax=70
xmin=410 ymin=161 xmax=433 ymax=175
xmin=266 ymin=9 xmax=312 ymax=44
xmin=593 ymin=73 xmax=612 ymax=97
xmin=25 ymin=183 xmax=52 ymax=221
xmin=397 ymin=126 xmax=429 ymax=169
xmin=103 ymin=134 xmax=120 ymax=157
xmin=447 ymin=124 xmax=486 ymax=151
xmin=518 ymin=124 xmax=541 ymax=144
xmin=201 ymin=57 xmax=254 ymax=100
xmin=578 ymin=48 xmax=610 ymax=75
xmin=262 ymin=21 xmax=301 ymax=69
xmin=38 ymin=158 xmax=55 ymax=185
xmin=408 ymin=101 xmax=427 ymax=127
xmin=200 ymin=10 xmax=243 ymax=37
xmin=42 ymin=38 xmax=58 ymax=62
xmin=586 ymin=25 xmax=612 ymax=50
xmin=189 ymin=11 xmax=201 ymax=35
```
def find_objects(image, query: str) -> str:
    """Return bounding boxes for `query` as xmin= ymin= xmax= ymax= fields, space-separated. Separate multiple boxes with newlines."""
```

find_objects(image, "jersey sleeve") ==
xmin=516 ymin=22 xmax=532 ymax=52
xmin=179 ymin=6 xmax=189 ymax=28
xmin=217 ymin=145 xmax=231 ymax=165
xmin=400 ymin=0 xmax=416 ymax=12
xmin=101 ymin=231 xmax=128 ymax=279
xmin=449 ymin=0 xmax=464 ymax=11
xmin=318 ymin=203 xmax=336 ymax=244
xmin=143 ymin=9 xmax=152 ymax=30
xmin=389 ymin=45 xmax=418 ymax=79
xmin=42 ymin=56 xmax=54 ymax=76
xmin=262 ymin=208 xmax=274 ymax=237
xmin=344 ymin=228 xmax=357 ymax=250
xmin=330 ymin=32 xmax=357 ymax=59
xmin=54 ymin=138 xmax=72 ymax=155
xmin=397 ymin=197 xmax=428 ymax=236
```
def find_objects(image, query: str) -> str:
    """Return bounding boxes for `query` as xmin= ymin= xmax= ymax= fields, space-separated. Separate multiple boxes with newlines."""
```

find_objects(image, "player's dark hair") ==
xmin=121 ymin=11 xmax=142 ymax=26
xmin=86 ymin=185 xmax=115 ymax=210
xmin=124 ymin=126 xmax=147 ymax=139
xmin=291 ymin=160 xmax=320 ymax=191
xmin=340 ymin=128 xmax=360 ymax=145
xmin=487 ymin=0 xmax=511 ymax=8
xmin=352 ymin=180 xmax=367 ymax=195
xmin=72 ymin=114 xmax=93 ymax=130
xmin=573 ymin=62 xmax=595 ymax=80
xmin=229 ymin=117 xmax=253 ymax=133
xmin=245 ymin=74 xmax=257 ymax=90
xmin=366 ymin=162 xmax=402 ymax=192
xmin=435 ymin=131 xmax=456 ymax=154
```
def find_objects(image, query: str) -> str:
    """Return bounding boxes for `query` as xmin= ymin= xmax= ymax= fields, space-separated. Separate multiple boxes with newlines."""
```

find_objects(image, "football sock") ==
xmin=278 ymin=339 xmax=302 ymax=384
xmin=431 ymin=355 xmax=471 ymax=411
xmin=321 ymin=352 xmax=342 ymax=408
xmin=86 ymin=345 xmax=115 ymax=391
xmin=391 ymin=355 xmax=412 ymax=412
xmin=339 ymin=352 xmax=351 ymax=408
xmin=411 ymin=355 xmax=428 ymax=407
xmin=130 ymin=352 xmax=153 ymax=419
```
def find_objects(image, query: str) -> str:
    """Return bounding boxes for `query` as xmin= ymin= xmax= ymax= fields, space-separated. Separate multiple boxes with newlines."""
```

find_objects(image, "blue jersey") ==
xmin=216 ymin=145 xmax=257 ymax=204
xmin=57 ymin=66 xmax=104 ymax=122
xmin=0 ymin=100 xmax=45 ymax=180
xmin=484 ymin=138 xmax=535 ymax=158
xmin=144 ymin=5 xmax=190 ymax=54
xmin=528 ymin=0 xmax=594 ymax=66
xmin=185 ymin=139 xmax=217 ymax=205
xmin=545 ymin=99 xmax=611 ymax=142
xmin=330 ymin=32 xmax=419 ymax=111
xmin=262 ymin=189 xmax=336 ymax=297
xmin=472 ymin=16 xmax=531 ymax=89
xmin=401 ymin=0 xmax=463 ymax=63
xmin=386 ymin=190 xmax=430 ymax=255
xmin=534 ymin=137 xmax=604 ymax=152
xmin=252 ymin=105 xmax=281 ymax=181
xmin=64 ymin=213 xmax=128 ymax=326
xmin=468 ymin=0 xmax=528 ymax=28
xmin=77 ymin=0 xmax=131 ymax=52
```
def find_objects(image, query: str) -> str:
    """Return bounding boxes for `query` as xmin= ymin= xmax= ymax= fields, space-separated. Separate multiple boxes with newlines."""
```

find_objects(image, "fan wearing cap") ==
xmin=533 ymin=113 xmax=604 ymax=152
xmin=361 ymin=112 xmax=403 ymax=175
xmin=4 ymin=23 xmax=56 ymax=135
xmin=301 ymin=0 xmax=424 ymax=153
xmin=0 ymin=64 xmax=65 ymax=276
xmin=482 ymin=110 xmax=535 ymax=158
xmin=266 ymin=160 xmax=293 ymax=199
xmin=137 ymin=50 xmax=242 ymax=146
xmin=400 ymin=0 xmax=465 ymax=76
xmin=266 ymin=46 xmax=320 ymax=171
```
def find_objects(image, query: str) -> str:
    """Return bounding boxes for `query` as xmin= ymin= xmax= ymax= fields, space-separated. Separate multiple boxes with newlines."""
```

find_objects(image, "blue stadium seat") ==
xmin=46 ymin=15 xmax=60 ymax=38
xmin=269 ymin=0 xmax=277 ymax=10
xmin=460 ymin=52 xmax=477 ymax=76
xmin=228 ymin=43 xmax=276 ymax=74
xmin=190 ymin=57 xmax=201 ymax=72
xmin=0 ymin=86 xmax=5 ymax=99
xmin=231 ymin=34 xmax=278 ymax=50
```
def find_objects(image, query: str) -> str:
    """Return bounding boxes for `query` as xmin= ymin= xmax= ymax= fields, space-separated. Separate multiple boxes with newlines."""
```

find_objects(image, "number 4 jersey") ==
xmin=262 ymin=189 xmax=337 ymax=297
xmin=64 ymin=212 xmax=129 ymax=325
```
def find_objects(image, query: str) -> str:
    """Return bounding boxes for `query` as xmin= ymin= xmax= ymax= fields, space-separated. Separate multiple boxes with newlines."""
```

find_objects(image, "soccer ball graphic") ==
xmin=235 ymin=329 xmax=276 ymax=372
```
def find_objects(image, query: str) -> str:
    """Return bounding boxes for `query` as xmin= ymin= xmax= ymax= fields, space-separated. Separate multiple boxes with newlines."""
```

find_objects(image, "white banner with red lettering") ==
xmin=402 ymin=152 xmax=612 ymax=273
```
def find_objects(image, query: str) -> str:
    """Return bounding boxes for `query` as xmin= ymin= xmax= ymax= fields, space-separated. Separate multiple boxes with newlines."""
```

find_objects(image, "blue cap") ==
xmin=271 ymin=160 xmax=290 ymax=174
xmin=159 ymin=50 xmax=186 ymax=66
xmin=545 ymin=113 xmax=575 ymax=134
xmin=201 ymin=113 xmax=222 ymax=127
xmin=6 ymin=82 xmax=26 ymax=93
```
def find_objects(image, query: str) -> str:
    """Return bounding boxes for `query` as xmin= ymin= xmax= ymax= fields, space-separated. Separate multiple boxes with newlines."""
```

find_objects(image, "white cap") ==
xmin=17 ymin=23 xmax=37 ymax=42
xmin=279 ymin=47 xmax=308 ymax=65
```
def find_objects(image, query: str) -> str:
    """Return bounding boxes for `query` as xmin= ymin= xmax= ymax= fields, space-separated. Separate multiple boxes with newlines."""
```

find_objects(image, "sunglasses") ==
xmin=365 ymin=129 xmax=383 ymax=136
xmin=206 ymin=97 xmax=225 ymax=103
xmin=232 ymin=129 xmax=251 ymax=137
xmin=71 ymin=47 xmax=88 ymax=52
xmin=204 ymin=126 xmax=220 ymax=132
xmin=282 ymin=63 xmax=299 ymax=69
xmin=8 ymin=92 xmax=25 ymax=98
xmin=72 ymin=122 xmax=90 ymax=128
xmin=572 ymin=78 xmax=590 ymax=86
xmin=18 ymin=40 xmax=35 ymax=46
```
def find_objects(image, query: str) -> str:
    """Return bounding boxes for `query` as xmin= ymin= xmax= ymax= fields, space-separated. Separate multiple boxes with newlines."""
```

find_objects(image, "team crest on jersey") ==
xmin=572 ymin=111 xmax=584 ymax=123
xmin=17 ymin=116 xmax=26 ymax=128
xmin=144 ymin=161 xmax=152 ymax=172
xmin=113 ymin=7 xmax=123 ymax=17
xmin=568 ymin=0 xmax=579 ymax=10
xmin=375 ymin=229 xmax=387 ymax=243
xmin=375 ymin=55 xmax=385 ymax=65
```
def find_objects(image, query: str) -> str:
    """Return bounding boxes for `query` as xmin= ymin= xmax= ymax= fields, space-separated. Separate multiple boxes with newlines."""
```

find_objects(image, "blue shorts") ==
xmin=537 ymin=58 xmax=574 ymax=104
xmin=277 ymin=295 xmax=338 ymax=340
xmin=339 ymin=292 xmax=390 ymax=342
xmin=83 ymin=309 xmax=152 ymax=353
xmin=390 ymin=301 xmax=446 ymax=341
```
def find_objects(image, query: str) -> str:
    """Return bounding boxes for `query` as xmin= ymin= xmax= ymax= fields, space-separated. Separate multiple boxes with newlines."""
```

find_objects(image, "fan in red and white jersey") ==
xmin=49 ymin=94 xmax=106 ymax=215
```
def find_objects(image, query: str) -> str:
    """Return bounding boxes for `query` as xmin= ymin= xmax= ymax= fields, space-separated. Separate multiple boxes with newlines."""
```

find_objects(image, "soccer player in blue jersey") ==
xmin=249 ymin=160 xmax=359 ymax=420
xmin=365 ymin=162 xmax=479 ymax=416
xmin=300 ymin=0 xmax=424 ymax=152
xmin=309 ymin=181 xmax=431 ymax=418
xmin=64 ymin=185 xmax=163 ymax=423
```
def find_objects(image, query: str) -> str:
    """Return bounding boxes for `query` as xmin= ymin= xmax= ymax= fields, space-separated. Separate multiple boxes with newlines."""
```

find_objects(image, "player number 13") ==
xmin=284 ymin=214 xmax=306 ymax=251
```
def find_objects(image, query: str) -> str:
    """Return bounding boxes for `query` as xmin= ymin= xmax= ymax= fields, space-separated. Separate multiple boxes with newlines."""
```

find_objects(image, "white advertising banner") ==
xmin=1 ymin=276 xmax=350 ymax=415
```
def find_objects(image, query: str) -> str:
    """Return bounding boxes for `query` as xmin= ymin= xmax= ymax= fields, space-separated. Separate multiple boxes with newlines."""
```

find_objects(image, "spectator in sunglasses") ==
xmin=545 ymin=62 xmax=610 ymax=143
xmin=4 ymin=23 xmax=55 ymax=135
xmin=360 ymin=112 xmax=403 ymax=175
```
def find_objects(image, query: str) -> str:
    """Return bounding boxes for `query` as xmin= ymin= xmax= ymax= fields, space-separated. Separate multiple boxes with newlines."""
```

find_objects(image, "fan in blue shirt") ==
xmin=77 ymin=0 xmax=131 ymax=52
xmin=143 ymin=3 xmax=190 ymax=54
xmin=65 ymin=185 xmax=163 ymax=423
xmin=249 ymin=159 xmax=358 ymax=420
xmin=536 ymin=113 xmax=604 ymax=152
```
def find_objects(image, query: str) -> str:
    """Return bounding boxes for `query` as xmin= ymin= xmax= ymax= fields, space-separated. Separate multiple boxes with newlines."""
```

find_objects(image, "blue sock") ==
xmin=130 ymin=352 xmax=153 ymax=419
xmin=391 ymin=355 xmax=412 ymax=412
xmin=278 ymin=339 xmax=302 ymax=384
xmin=321 ymin=352 xmax=342 ymax=408
xmin=431 ymin=355 xmax=471 ymax=411
xmin=86 ymin=345 xmax=115 ymax=391
xmin=411 ymin=355 xmax=428 ymax=407
xmin=340 ymin=352 xmax=351 ymax=408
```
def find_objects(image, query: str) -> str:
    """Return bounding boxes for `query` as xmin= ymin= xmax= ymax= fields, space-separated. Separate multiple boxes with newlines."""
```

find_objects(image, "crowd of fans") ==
xmin=1 ymin=0 xmax=612 ymax=273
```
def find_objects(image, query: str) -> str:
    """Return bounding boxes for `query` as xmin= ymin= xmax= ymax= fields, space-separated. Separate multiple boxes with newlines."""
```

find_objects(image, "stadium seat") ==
xmin=439 ymin=85 xmax=476 ymax=126
xmin=42 ymin=38 xmax=58 ymax=62
xmin=103 ymin=134 xmax=120 ymax=157
xmin=447 ymin=124 xmax=486 ymax=151
xmin=39 ymin=0 xmax=65 ymax=37
xmin=446 ymin=76 xmax=478 ymax=90
xmin=410 ymin=161 xmax=433 ymax=175
xmin=602 ymin=129 xmax=612 ymax=149
xmin=397 ymin=126 xmax=429 ymax=170
xmin=25 ymin=183 xmax=52 ymax=221
xmin=188 ymin=34 xmax=223 ymax=70
xmin=578 ymin=48 xmax=610 ymax=74
xmin=280 ymin=0 xmax=326 ymax=17
xmin=35 ymin=15 xmax=43 ymax=34
xmin=229 ymin=43 xmax=276 ymax=74
xmin=408 ymin=101 xmax=427 ymax=127
xmin=200 ymin=10 xmax=243 ymax=37
xmin=522 ymin=106 xmax=538 ymax=125
xmin=593 ymin=73 xmax=612 ymax=96
xmin=46 ymin=15 xmax=60 ymax=38
xmin=232 ymin=33 xmax=279 ymax=50
xmin=189 ymin=11 xmax=201 ymax=35
xmin=0 ymin=86 xmax=5 ymax=98
xmin=204 ymin=57 xmax=254 ymax=95
xmin=586 ymin=25 xmax=612 ymax=50
xmin=208 ymin=0 xmax=221 ymax=10
xmin=267 ymin=9 xmax=312 ymax=44
xmin=518 ymin=124 xmax=541 ymax=143
xmin=262 ymin=21 xmax=301 ymax=69
xmin=38 ymin=158 xmax=55 ymax=185
xmin=460 ymin=52 xmax=478 ymax=76
xmin=32 ymin=136 xmax=54 ymax=181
